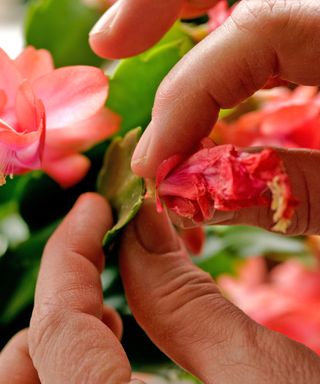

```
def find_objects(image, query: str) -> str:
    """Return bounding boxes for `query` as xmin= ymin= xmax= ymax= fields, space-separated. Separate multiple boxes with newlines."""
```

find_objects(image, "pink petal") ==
xmin=157 ymin=144 xmax=296 ymax=231
xmin=0 ymin=49 xmax=22 ymax=110
xmin=15 ymin=46 xmax=54 ymax=82
xmin=33 ymin=66 xmax=108 ymax=128
xmin=15 ymin=81 xmax=43 ymax=133
xmin=208 ymin=0 xmax=230 ymax=32
xmin=42 ymin=154 xmax=90 ymax=188
xmin=0 ymin=90 xmax=6 ymax=115
xmin=45 ymin=108 xmax=120 ymax=152
xmin=0 ymin=101 xmax=45 ymax=175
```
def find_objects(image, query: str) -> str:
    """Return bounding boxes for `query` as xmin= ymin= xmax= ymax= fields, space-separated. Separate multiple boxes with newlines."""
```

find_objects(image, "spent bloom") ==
xmin=218 ymin=257 xmax=320 ymax=355
xmin=156 ymin=140 xmax=296 ymax=232
xmin=0 ymin=46 xmax=119 ymax=187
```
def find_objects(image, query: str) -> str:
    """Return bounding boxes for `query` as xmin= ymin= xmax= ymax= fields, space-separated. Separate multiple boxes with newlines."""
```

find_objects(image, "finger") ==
xmin=207 ymin=148 xmax=320 ymax=235
xmin=120 ymin=200 xmax=320 ymax=383
xmin=29 ymin=193 xmax=132 ymax=384
xmin=102 ymin=305 xmax=123 ymax=340
xmin=131 ymin=0 xmax=320 ymax=177
xmin=0 ymin=329 xmax=40 ymax=384
xmin=89 ymin=0 xmax=220 ymax=58
xmin=89 ymin=0 xmax=183 ymax=59
xmin=164 ymin=148 xmax=320 ymax=236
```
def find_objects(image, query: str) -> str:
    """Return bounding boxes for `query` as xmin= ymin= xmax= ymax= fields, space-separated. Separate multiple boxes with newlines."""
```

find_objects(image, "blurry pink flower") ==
xmin=213 ymin=86 xmax=320 ymax=149
xmin=208 ymin=0 xmax=233 ymax=32
xmin=218 ymin=257 xmax=320 ymax=354
xmin=0 ymin=46 xmax=119 ymax=187
xmin=156 ymin=140 xmax=296 ymax=232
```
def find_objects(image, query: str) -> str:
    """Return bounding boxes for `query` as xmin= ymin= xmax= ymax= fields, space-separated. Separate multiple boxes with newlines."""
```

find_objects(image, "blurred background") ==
xmin=0 ymin=0 xmax=24 ymax=57
xmin=0 ymin=1 xmax=320 ymax=383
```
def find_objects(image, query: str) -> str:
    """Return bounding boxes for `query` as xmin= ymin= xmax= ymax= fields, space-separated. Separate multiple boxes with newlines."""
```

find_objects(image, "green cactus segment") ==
xmin=98 ymin=128 xmax=145 ymax=248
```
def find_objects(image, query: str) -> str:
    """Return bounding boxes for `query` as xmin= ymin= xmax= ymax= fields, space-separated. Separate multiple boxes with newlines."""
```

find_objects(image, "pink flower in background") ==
xmin=0 ymin=46 xmax=119 ymax=187
xmin=156 ymin=140 xmax=296 ymax=232
xmin=218 ymin=257 xmax=320 ymax=354
xmin=208 ymin=0 xmax=233 ymax=32
xmin=213 ymin=86 xmax=320 ymax=149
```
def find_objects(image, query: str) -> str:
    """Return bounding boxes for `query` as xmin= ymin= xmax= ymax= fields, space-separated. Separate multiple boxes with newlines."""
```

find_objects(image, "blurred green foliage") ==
xmin=25 ymin=0 xmax=104 ymax=67
xmin=107 ymin=23 xmax=194 ymax=135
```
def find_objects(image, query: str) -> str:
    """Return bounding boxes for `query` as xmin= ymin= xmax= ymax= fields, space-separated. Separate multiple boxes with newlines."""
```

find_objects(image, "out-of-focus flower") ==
xmin=0 ymin=47 xmax=119 ymax=187
xmin=156 ymin=140 xmax=296 ymax=232
xmin=218 ymin=257 xmax=320 ymax=354
xmin=82 ymin=0 xmax=114 ymax=11
xmin=208 ymin=0 xmax=233 ymax=32
xmin=212 ymin=86 xmax=320 ymax=149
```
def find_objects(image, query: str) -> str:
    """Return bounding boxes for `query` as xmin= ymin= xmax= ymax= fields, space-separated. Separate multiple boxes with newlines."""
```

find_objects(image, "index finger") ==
xmin=29 ymin=194 xmax=132 ymax=383
xmin=131 ymin=0 xmax=320 ymax=178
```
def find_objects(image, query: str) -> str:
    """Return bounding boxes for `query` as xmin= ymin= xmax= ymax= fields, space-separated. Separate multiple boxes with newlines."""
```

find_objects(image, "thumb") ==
xmin=120 ymin=201 xmax=320 ymax=383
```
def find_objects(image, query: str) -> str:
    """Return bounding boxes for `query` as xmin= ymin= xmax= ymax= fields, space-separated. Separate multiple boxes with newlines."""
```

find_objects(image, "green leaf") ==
xmin=195 ymin=226 xmax=309 ymax=278
xmin=25 ymin=0 xmax=103 ymax=67
xmin=0 ymin=221 xmax=58 ymax=325
xmin=222 ymin=226 xmax=306 ymax=257
xmin=98 ymin=128 xmax=145 ymax=247
xmin=107 ymin=23 xmax=194 ymax=135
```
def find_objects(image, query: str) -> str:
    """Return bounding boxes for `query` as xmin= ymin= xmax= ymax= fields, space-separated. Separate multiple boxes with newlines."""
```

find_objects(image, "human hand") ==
xmin=1 ymin=195 xmax=320 ymax=383
xmin=120 ymin=199 xmax=320 ymax=384
xmin=0 ymin=194 xmax=143 ymax=384
xmin=89 ymin=0 xmax=219 ymax=58
xmin=124 ymin=0 xmax=320 ymax=236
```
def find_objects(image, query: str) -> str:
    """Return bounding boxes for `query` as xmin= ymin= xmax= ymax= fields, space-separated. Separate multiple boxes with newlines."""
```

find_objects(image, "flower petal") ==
xmin=157 ymin=144 xmax=296 ymax=231
xmin=0 ymin=49 xmax=22 ymax=109
xmin=15 ymin=81 xmax=44 ymax=133
xmin=42 ymin=154 xmax=90 ymax=188
xmin=33 ymin=66 xmax=108 ymax=128
xmin=15 ymin=46 xmax=54 ymax=82
xmin=0 ymin=90 xmax=7 ymax=115
xmin=45 ymin=108 xmax=119 ymax=152
xmin=0 ymin=101 xmax=45 ymax=175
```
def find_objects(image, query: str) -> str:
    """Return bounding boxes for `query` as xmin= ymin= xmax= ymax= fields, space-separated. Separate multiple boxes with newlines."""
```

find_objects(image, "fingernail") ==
xmin=131 ymin=124 xmax=153 ymax=169
xmin=129 ymin=380 xmax=145 ymax=384
xmin=135 ymin=201 xmax=180 ymax=254
xmin=90 ymin=0 xmax=122 ymax=36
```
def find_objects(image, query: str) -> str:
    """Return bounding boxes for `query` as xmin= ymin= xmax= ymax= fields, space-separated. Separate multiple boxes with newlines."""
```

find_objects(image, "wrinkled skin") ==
xmin=2 ymin=1 xmax=320 ymax=383
xmin=90 ymin=0 xmax=320 ymax=235
xmin=1 ymin=194 xmax=320 ymax=383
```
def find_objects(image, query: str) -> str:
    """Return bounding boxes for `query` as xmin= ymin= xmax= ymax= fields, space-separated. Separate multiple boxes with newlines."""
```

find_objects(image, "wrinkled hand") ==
xmin=0 ymin=194 xmax=142 ymax=384
xmin=92 ymin=0 xmax=320 ymax=235
xmin=2 ymin=194 xmax=320 ymax=383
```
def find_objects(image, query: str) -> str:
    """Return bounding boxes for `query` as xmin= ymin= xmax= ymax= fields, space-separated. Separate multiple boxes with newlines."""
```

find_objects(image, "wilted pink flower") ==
xmin=156 ymin=140 xmax=295 ymax=232
xmin=213 ymin=86 xmax=320 ymax=149
xmin=0 ymin=47 xmax=119 ymax=187
xmin=218 ymin=257 xmax=320 ymax=354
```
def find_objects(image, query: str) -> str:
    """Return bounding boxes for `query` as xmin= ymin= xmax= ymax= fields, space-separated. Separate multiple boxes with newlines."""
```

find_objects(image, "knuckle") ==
xmin=29 ymin=300 xmax=65 ymax=363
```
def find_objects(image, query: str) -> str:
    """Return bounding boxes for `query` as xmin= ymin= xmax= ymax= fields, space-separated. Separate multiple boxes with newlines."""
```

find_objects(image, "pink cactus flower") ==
xmin=213 ymin=86 xmax=320 ymax=149
xmin=0 ymin=46 xmax=119 ymax=187
xmin=218 ymin=257 xmax=320 ymax=355
xmin=156 ymin=140 xmax=296 ymax=233
xmin=208 ymin=0 xmax=233 ymax=32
